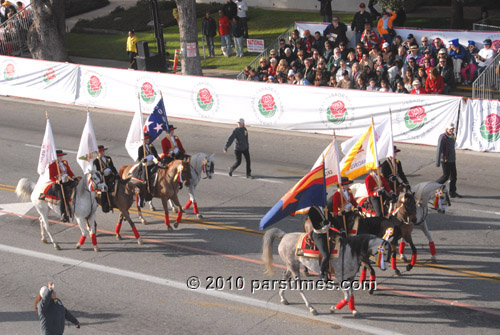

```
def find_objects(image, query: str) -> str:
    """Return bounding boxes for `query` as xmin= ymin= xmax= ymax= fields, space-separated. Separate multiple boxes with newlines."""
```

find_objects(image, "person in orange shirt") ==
xmin=48 ymin=150 xmax=77 ymax=222
xmin=377 ymin=8 xmax=397 ymax=45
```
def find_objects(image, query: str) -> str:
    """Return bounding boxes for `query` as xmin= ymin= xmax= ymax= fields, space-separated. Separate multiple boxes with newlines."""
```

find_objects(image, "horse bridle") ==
xmin=394 ymin=192 xmax=416 ymax=224
xmin=201 ymin=158 xmax=214 ymax=179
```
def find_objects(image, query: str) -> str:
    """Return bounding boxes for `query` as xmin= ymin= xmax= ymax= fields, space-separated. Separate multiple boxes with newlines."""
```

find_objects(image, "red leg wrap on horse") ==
xmin=91 ymin=233 xmax=97 ymax=246
xmin=369 ymin=274 xmax=376 ymax=290
xmin=132 ymin=226 xmax=140 ymax=239
xmin=115 ymin=223 xmax=122 ymax=234
xmin=429 ymin=241 xmax=436 ymax=255
xmin=193 ymin=203 xmax=199 ymax=215
xmin=411 ymin=253 xmax=417 ymax=266
xmin=335 ymin=299 xmax=348 ymax=310
xmin=369 ymin=274 xmax=376 ymax=282
xmin=78 ymin=235 xmax=86 ymax=245
xmin=348 ymin=296 xmax=355 ymax=311
xmin=391 ymin=257 xmax=397 ymax=269
xmin=164 ymin=214 xmax=170 ymax=227
xmin=184 ymin=200 xmax=192 ymax=210
xmin=176 ymin=211 xmax=183 ymax=223
xmin=399 ymin=241 xmax=406 ymax=255
xmin=360 ymin=269 xmax=367 ymax=283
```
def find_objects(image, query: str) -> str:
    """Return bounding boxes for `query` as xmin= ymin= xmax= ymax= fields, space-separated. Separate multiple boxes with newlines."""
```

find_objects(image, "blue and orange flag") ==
xmin=259 ymin=163 xmax=327 ymax=230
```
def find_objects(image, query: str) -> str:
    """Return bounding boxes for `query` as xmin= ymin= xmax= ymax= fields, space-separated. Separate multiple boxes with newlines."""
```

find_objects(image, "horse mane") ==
xmin=119 ymin=165 xmax=128 ymax=178
xmin=345 ymin=234 xmax=373 ymax=258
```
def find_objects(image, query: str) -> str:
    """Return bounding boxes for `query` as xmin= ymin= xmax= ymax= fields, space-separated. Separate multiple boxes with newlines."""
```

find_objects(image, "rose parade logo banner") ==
xmin=252 ymin=87 xmax=283 ymax=125
xmin=86 ymin=74 xmax=104 ymax=98
xmin=480 ymin=113 xmax=500 ymax=142
xmin=140 ymin=81 xmax=157 ymax=104
xmin=404 ymin=105 xmax=428 ymax=131
xmin=43 ymin=68 xmax=56 ymax=85
xmin=191 ymin=82 xmax=218 ymax=118
xmin=319 ymin=92 xmax=353 ymax=129
xmin=3 ymin=61 xmax=16 ymax=81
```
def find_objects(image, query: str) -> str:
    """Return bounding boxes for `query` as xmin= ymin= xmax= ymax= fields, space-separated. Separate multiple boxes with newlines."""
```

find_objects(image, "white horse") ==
xmin=399 ymin=181 xmax=451 ymax=262
xmin=167 ymin=152 xmax=215 ymax=219
xmin=262 ymin=229 xmax=391 ymax=316
xmin=15 ymin=171 xmax=107 ymax=251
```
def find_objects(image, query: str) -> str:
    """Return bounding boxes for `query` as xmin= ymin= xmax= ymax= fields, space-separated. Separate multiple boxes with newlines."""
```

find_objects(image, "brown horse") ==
xmin=103 ymin=177 xmax=147 ymax=244
xmin=121 ymin=158 xmax=191 ymax=230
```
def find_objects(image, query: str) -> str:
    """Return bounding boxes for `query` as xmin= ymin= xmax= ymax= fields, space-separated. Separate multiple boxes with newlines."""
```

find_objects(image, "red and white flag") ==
xmin=312 ymin=136 xmax=342 ymax=189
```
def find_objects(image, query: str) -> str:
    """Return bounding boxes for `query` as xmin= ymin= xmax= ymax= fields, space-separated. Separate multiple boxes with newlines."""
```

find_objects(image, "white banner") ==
xmin=295 ymin=22 xmax=500 ymax=51
xmin=456 ymin=99 xmax=500 ymax=152
xmin=0 ymin=56 xmax=78 ymax=104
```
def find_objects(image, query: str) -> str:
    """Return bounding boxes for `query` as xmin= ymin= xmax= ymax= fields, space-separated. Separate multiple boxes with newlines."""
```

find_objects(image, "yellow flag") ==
xmin=340 ymin=125 xmax=379 ymax=179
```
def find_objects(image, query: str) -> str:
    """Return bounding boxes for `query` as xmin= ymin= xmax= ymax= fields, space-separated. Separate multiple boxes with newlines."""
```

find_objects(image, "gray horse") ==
xmin=399 ymin=181 xmax=451 ymax=262
xmin=262 ymin=228 xmax=391 ymax=316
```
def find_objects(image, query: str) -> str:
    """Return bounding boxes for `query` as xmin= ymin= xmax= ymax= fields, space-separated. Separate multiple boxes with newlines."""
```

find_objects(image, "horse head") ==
xmin=200 ymin=153 xmax=215 ymax=180
xmin=88 ymin=170 xmax=108 ymax=193
xmin=395 ymin=189 xmax=417 ymax=224
xmin=434 ymin=184 xmax=451 ymax=214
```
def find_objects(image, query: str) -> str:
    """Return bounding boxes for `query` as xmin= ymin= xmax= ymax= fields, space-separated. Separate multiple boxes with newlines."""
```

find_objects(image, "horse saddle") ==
xmin=358 ymin=196 xmax=394 ymax=218
xmin=295 ymin=233 xmax=340 ymax=259
xmin=38 ymin=182 xmax=73 ymax=206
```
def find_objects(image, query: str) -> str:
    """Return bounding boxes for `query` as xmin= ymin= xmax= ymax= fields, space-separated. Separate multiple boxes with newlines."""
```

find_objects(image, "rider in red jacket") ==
xmin=48 ymin=150 xmax=77 ymax=222
xmin=365 ymin=168 xmax=396 ymax=217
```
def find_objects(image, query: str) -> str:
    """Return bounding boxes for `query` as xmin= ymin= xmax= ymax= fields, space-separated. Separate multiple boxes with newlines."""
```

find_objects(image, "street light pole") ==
xmin=150 ymin=0 xmax=166 ymax=72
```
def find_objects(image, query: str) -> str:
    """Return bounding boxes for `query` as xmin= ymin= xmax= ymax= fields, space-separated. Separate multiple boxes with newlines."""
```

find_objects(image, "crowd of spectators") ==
xmin=241 ymin=5 xmax=499 ymax=95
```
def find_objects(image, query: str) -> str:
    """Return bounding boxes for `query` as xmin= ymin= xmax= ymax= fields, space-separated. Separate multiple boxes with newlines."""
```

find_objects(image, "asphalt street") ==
xmin=0 ymin=96 xmax=499 ymax=334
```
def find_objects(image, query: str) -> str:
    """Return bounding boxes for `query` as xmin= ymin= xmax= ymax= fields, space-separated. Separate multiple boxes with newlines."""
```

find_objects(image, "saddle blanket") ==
xmin=38 ymin=182 xmax=73 ymax=206
xmin=295 ymin=233 xmax=340 ymax=259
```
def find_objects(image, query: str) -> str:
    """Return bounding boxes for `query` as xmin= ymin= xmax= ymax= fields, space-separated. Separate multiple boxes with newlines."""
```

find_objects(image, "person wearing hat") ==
xmin=35 ymin=281 xmax=80 ymax=334
xmin=418 ymin=48 xmax=436 ymax=68
xmin=365 ymin=168 xmax=396 ymax=218
xmin=406 ymin=44 xmax=421 ymax=64
xmin=377 ymin=8 xmax=397 ymax=45
xmin=49 ymin=150 xmax=77 ymax=222
xmin=410 ymin=79 xmax=425 ymax=94
xmin=137 ymin=132 xmax=161 ymax=205
xmin=351 ymin=3 xmax=372 ymax=45
xmin=93 ymin=145 xmax=118 ymax=213
xmin=328 ymin=177 xmax=361 ymax=233
xmin=161 ymin=124 xmax=186 ymax=162
xmin=436 ymin=122 xmax=462 ymax=198
xmin=306 ymin=205 xmax=331 ymax=282
xmin=126 ymin=30 xmax=138 ymax=70
xmin=404 ymin=34 xmax=418 ymax=50
xmin=447 ymin=38 xmax=466 ymax=83
xmin=224 ymin=118 xmax=252 ymax=178
xmin=381 ymin=146 xmax=409 ymax=191
xmin=474 ymin=39 xmax=495 ymax=77
xmin=461 ymin=40 xmax=479 ymax=85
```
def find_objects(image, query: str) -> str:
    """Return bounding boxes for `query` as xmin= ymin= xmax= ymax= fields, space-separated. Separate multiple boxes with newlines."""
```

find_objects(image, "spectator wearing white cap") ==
xmin=436 ymin=122 xmax=462 ymax=198
xmin=381 ymin=41 xmax=394 ymax=63
xmin=474 ymin=39 xmax=495 ymax=77
xmin=410 ymin=79 xmax=425 ymax=94
xmin=224 ymin=118 xmax=252 ymax=178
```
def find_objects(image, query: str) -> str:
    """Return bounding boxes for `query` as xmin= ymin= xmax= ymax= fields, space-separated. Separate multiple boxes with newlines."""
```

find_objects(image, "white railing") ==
xmin=472 ymin=52 xmax=500 ymax=100
xmin=0 ymin=5 xmax=34 ymax=56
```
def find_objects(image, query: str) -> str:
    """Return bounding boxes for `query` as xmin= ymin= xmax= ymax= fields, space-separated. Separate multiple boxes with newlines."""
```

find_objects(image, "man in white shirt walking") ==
xmin=236 ymin=0 xmax=248 ymax=38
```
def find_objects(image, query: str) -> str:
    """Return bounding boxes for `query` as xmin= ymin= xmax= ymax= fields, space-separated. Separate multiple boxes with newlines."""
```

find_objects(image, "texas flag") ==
xmin=144 ymin=98 xmax=169 ymax=143
xmin=259 ymin=163 xmax=327 ymax=230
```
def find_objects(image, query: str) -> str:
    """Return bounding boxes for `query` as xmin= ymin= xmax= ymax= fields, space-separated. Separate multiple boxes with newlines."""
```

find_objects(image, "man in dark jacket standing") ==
xmin=222 ymin=0 xmax=237 ymax=20
xmin=318 ymin=0 xmax=332 ymax=23
xmin=202 ymin=11 xmax=217 ymax=57
xmin=436 ymin=123 xmax=462 ymax=198
xmin=36 ymin=281 xmax=80 ymax=334
xmin=224 ymin=118 xmax=252 ymax=178
xmin=351 ymin=3 xmax=372 ymax=45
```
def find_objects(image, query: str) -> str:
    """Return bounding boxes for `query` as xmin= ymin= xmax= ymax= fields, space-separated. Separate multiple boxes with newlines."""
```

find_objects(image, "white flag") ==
xmin=312 ymin=137 xmax=342 ymax=189
xmin=125 ymin=105 xmax=144 ymax=161
xmin=77 ymin=112 xmax=98 ymax=173
xmin=37 ymin=119 xmax=57 ymax=176
xmin=341 ymin=118 xmax=394 ymax=159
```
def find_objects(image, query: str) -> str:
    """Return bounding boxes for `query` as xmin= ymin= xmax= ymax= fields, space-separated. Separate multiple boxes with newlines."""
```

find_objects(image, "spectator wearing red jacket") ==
xmin=218 ymin=10 xmax=232 ymax=56
xmin=425 ymin=67 xmax=444 ymax=94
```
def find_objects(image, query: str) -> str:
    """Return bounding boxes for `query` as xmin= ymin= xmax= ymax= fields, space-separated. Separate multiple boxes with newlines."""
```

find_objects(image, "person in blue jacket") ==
xmin=447 ymin=38 xmax=466 ymax=84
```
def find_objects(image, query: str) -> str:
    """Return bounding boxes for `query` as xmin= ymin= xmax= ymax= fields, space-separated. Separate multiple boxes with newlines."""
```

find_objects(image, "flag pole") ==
xmin=138 ymin=92 xmax=150 ymax=195
xmin=49 ymin=111 xmax=70 ymax=220
xmin=322 ymin=153 xmax=333 ymax=281
xmin=372 ymin=116 xmax=384 ymax=217
xmin=334 ymin=131 xmax=348 ymax=235
xmin=389 ymin=108 xmax=397 ymax=193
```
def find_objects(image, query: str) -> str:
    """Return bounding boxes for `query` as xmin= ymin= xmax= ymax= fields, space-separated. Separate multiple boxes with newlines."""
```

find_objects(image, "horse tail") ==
xmin=15 ymin=178 xmax=34 ymax=201
xmin=262 ymin=228 xmax=286 ymax=276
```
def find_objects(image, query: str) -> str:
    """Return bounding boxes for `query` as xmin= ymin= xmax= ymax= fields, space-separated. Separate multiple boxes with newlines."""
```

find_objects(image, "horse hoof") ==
xmin=167 ymin=226 xmax=173 ymax=231
xmin=150 ymin=205 xmax=156 ymax=211
xmin=406 ymin=264 xmax=413 ymax=271
xmin=54 ymin=244 xmax=61 ymax=250
xmin=400 ymin=254 xmax=408 ymax=262
xmin=41 ymin=239 xmax=48 ymax=244
xmin=394 ymin=269 xmax=401 ymax=277
xmin=116 ymin=234 xmax=122 ymax=240
xmin=309 ymin=307 xmax=317 ymax=316
xmin=141 ymin=219 xmax=148 ymax=225
xmin=431 ymin=256 xmax=437 ymax=263
xmin=369 ymin=289 xmax=374 ymax=295
xmin=174 ymin=222 xmax=179 ymax=229
xmin=137 ymin=238 xmax=143 ymax=245
xmin=352 ymin=310 xmax=359 ymax=317
xmin=281 ymin=299 xmax=289 ymax=305
xmin=94 ymin=247 xmax=100 ymax=252
xmin=75 ymin=243 xmax=81 ymax=249
xmin=329 ymin=306 xmax=336 ymax=314
xmin=197 ymin=214 xmax=203 ymax=219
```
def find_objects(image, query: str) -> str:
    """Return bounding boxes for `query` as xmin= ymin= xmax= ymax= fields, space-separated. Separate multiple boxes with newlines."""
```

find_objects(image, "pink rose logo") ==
xmin=140 ymin=82 xmax=157 ymax=104
xmin=258 ymin=94 xmax=277 ymax=117
xmin=492 ymin=40 xmax=500 ymax=51
xmin=405 ymin=106 xmax=427 ymax=131
xmin=43 ymin=68 xmax=56 ymax=84
xmin=4 ymin=63 xmax=15 ymax=80
xmin=87 ymin=75 xmax=102 ymax=97
xmin=480 ymin=113 xmax=500 ymax=142
xmin=197 ymin=88 xmax=214 ymax=110
xmin=327 ymin=100 xmax=348 ymax=124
